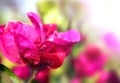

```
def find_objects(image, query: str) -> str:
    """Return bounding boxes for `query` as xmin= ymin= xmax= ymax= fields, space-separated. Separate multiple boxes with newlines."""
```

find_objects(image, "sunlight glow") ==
xmin=85 ymin=0 xmax=120 ymax=35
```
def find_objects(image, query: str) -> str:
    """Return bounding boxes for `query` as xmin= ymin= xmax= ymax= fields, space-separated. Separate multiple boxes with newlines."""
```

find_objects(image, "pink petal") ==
xmin=48 ymin=30 xmax=80 ymax=45
xmin=47 ymin=30 xmax=80 ymax=56
xmin=43 ymin=24 xmax=57 ymax=38
xmin=6 ymin=22 xmax=40 ymax=43
xmin=14 ymin=33 xmax=40 ymax=65
xmin=1 ymin=32 xmax=21 ymax=63
xmin=58 ymin=30 xmax=80 ymax=42
xmin=27 ymin=12 xmax=45 ymax=42
xmin=41 ymin=52 xmax=65 ymax=68
xmin=0 ymin=22 xmax=40 ymax=64
xmin=39 ymin=41 xmax=72 ymax=57
xmin=0 ymin=25 xmax=5 ymax=34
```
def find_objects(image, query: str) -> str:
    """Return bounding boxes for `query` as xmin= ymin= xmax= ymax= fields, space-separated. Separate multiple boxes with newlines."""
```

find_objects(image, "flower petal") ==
xmin=43 ymin=24 xmax=57 ymax=38
xmin=47 ymin=30 xmax=80 ymax=56
xmin=0 ymin=22 xmax=21 ymax=63
xmin=41 ymin=52 xmax=65 ymax=68
xmin=39 ymin=41 xmax=72 ymax=57
xmin=14 ymin=33 xmax=40 ymax=65
xmin=0 ymin=25 xmax=5 ymax=34
xmin=48 ymin=30 xmax=80 ymax=45
xmin=0 ymin=22 xmax=41 ymax=64
xmin=1 ymin=32 xmax=21 ymax=63
xmin=27 ymin=12 xmax=45 ymax=42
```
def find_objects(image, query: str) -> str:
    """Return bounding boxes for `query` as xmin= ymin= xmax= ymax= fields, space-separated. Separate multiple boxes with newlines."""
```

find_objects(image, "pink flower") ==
xmin=0 ymin=12 xmax=80 ymax=69
xmin=35 ymin=69 xmax=49 ymax=83
xmin=74 ymin=45 xmax=107 ymax=77
xmin=12 ymin=65 xmax=31 ymax=79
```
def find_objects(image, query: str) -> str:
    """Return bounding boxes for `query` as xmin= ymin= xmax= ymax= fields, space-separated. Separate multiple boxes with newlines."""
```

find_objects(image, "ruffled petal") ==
xmin=5 ymin=22 xmax=40 ymax=43
xmin=14 ymin=33 xmax=40 ymax=65
xmin=0 ymin=22 xmax=40 ymax=65
xmin=43 ymin=24 xmax=57 ymax=38
xmin=46 ymin=30 xmax=80 ymax=56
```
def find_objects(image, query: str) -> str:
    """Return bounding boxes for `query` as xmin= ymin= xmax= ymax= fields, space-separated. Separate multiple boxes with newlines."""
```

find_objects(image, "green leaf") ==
xmin=0 ymin=64 xmax=20 ymax=83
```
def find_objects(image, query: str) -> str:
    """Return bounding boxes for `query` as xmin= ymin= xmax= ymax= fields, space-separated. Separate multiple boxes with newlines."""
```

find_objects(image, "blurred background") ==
xmin=0 ymin=0 xmax=120 ymax=83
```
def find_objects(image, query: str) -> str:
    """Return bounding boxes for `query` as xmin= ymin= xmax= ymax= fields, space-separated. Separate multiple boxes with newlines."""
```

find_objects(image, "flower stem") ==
xmin=27 ymin=69 xmax=37 ymax=83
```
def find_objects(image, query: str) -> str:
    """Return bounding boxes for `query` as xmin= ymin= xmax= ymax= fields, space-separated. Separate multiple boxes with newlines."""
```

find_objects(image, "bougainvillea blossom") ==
xmin=0 ymin=12 xmax=80 ymax=69
xmin=74 ymin=45 xmax=107 ymax=77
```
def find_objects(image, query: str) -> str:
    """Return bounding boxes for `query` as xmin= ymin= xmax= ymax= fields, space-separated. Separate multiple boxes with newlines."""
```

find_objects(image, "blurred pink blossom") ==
xmin=74 ymin=45 xmax=108 ymax=77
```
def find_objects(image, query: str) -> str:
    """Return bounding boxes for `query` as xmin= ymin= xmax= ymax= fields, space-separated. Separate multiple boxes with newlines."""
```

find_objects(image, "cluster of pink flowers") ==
xmin=0 ymin=12 xmax=80 ymax=70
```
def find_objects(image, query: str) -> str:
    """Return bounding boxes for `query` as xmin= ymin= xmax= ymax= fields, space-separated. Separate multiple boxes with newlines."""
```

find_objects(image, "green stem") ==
xmin=27 ymin=70 xmax=37 ymax=83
